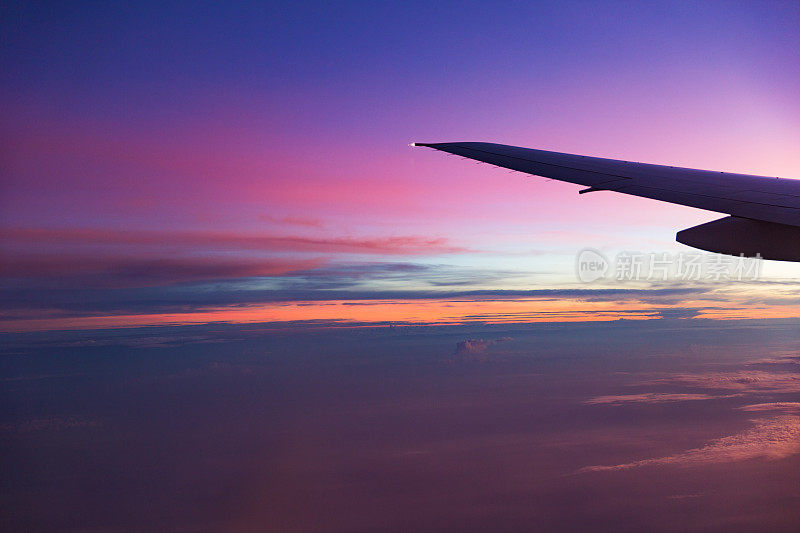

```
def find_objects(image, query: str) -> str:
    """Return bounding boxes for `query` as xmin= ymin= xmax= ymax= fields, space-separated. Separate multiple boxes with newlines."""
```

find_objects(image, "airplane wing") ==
xmin=412 ymin=142 xmax=800 ymax=262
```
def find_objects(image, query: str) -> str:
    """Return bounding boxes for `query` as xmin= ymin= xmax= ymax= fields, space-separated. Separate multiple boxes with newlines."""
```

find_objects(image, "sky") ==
xmin=2 ymin=1 xmax=800 ymax=530
xmin=3 ymin=1 xmax=800 ymax=332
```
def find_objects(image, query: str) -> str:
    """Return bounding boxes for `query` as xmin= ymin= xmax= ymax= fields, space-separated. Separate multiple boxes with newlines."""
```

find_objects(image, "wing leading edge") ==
xmin=413 ymin=142 xmax=800 ymax=262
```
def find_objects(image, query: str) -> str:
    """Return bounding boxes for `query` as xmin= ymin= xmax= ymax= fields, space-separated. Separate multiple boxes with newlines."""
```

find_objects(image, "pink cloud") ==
xmin=0 ymin=254 xmax=325 ymax=287
xmin=452 ymin=338 xmax=509 ymax=355
xmin=449 ymin=337 xmax=512 ymax=362
xmin=738 ymin=403 xmax=800 ymax=413
xmin=584 ymin=393 xmax=730 ymax=405
xmin=0 ymin=227 xmax=467 ymax=255
xmin=259 ymin=215 xmax=323 ymax=228
xmin=578 ymin=415 xmax=800 ymax=473
xmin=637 ymin=371 xmax=800 ymax=394
xmin=746 ymin=355 xmax=800 ymax=368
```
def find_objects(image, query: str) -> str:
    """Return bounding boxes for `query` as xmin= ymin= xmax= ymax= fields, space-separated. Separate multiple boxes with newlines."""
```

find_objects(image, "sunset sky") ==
xmin=3 ymin=2 xmax=800 ymax=531
xmin=3 ymin=1 xmax=800 ymax=332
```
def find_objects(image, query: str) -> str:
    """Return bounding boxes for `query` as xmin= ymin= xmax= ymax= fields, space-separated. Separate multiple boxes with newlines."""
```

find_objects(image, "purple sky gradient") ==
xmin=2 ymin=4 xmax=800 ymax=528
xmin=3 ymin=1 xmax=800 ymax=329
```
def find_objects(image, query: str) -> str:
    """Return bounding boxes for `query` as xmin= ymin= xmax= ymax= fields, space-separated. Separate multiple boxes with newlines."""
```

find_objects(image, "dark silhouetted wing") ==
xmin=413 ymin=142 xmax=800 ymax=228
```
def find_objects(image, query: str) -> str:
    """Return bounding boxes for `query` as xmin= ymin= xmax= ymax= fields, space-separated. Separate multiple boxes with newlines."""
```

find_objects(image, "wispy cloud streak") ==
xmin=584 ymin=393 xmax=730 ymax=405
xmin=1 ymin=227 xmax=467 ymax=255
xmin=578 ymin=415 xmax=800 ymax=473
